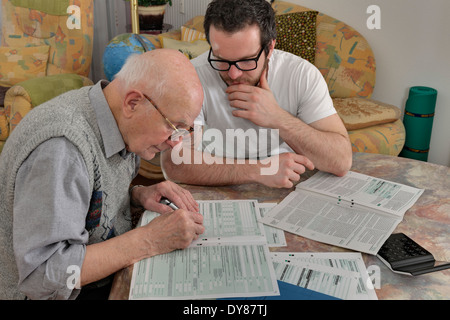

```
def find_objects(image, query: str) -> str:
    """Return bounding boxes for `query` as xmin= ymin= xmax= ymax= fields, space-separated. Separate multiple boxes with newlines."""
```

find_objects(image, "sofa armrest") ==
xmin=3 ymin=74 xmax=93 ymax=135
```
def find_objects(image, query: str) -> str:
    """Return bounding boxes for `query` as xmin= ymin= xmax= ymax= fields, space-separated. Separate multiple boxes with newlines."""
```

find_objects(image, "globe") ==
xmin=102 ymin=33 xmax=156 ymax=81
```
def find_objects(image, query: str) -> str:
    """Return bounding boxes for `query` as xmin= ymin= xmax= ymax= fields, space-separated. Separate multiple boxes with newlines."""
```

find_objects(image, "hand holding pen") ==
xmin=160 ymin=197 xmax=179 ymax=210
xmin=130 ymin=180 xmax=199 ymax=214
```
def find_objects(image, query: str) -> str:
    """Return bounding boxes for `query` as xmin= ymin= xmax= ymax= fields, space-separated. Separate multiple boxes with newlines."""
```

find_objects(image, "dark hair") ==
xmin=204 ymin=0 xmax=277 ymax=56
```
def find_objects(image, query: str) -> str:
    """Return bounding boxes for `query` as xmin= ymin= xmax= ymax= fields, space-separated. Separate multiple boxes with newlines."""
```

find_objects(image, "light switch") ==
xmin=180 ymin=0 xmax=185 ymax=14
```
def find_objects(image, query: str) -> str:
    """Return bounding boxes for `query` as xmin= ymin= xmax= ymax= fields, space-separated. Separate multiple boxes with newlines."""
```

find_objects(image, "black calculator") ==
xmin=377 ymin=233 xmax=450 ymax=276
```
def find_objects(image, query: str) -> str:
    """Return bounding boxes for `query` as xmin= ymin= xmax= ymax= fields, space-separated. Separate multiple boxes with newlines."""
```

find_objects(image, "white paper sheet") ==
xmin=260 ymin=171 xmax=424 ymax=255
xmin=257 ymin=202 xmax=287 ymax=247
xmin=271 ymin=252 xmax=378 ymax=300
xmin=298 ymin=171 xmax=424 ymax=217
xmin=129 ymin=200 xmax=280 ymax=300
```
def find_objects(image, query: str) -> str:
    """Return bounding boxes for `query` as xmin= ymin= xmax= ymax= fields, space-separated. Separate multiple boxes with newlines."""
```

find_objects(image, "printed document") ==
xmin=129 ymin=200 xmax=280 ymax=300
xmin=270 ymin=252 xmax=378 ymax=300
xmin=260 ymin=171 xmax=424 ymax=255
xmin=258 ymin=203 xmax=287 ymax=247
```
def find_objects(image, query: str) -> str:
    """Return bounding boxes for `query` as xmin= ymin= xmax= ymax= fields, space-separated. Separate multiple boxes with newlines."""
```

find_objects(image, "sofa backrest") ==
xmin=272 ymin=1 xmax=376 ymax=99
xmin=1 ymin=0 xmax=94 ymax=77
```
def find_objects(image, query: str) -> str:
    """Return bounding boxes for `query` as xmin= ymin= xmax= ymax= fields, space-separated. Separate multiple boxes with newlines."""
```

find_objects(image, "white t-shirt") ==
xmin=192 ymin=49 xmax=335 ymax=159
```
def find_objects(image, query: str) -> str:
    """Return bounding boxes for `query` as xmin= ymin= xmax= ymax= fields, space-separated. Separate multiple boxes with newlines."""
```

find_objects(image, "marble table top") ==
xmin=109 ymin=152 xmax=450 ymax=300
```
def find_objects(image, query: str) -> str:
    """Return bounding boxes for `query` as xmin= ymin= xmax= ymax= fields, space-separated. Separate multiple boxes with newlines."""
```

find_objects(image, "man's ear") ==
xmin=267 ymin=39 xmax=276 ymax=59
xmin=122 ymin=90 xmax=143 ymax=119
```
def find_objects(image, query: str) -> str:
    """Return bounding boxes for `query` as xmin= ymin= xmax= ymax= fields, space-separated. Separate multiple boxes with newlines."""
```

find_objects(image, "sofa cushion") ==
xmin=0 ymin=45 xmax=49 ymax=87
xmin=275 ymin=11 xmax=318 ymax=64
xmin=2 ymin=74 xmax=92 ymax=140
xmin=181 ymin=16 xmax=207 ymax=42
xmin=333 ymin=97 xmax=401 ymax=130
xmin=10 ymin=0 xmax=70 ymax=15
xmin=5 ymin=73 xmax=92 ymax=109
xmin=160 ymin=37 xmax=210 ymax=59
xmin=142 ymin=30 xmax=182 ymax=50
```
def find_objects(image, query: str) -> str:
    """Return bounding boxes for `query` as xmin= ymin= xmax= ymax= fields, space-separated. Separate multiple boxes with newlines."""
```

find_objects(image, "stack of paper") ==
xmin=129 ymin=199 xmax=383 ymax=299
xmin=270 ymin=252 xmax=377 ymax=300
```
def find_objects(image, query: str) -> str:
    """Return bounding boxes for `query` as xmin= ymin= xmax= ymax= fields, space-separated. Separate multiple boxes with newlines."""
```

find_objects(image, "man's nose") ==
xmin=228 ymin=64 xmax=243 ymax=80
xmin=165 ymin=137 xmax=181 ymax=149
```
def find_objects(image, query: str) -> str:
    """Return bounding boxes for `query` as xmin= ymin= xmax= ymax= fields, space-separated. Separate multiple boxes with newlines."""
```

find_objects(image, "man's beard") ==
xmin=221 ymin=58 xmax=269 ymax=87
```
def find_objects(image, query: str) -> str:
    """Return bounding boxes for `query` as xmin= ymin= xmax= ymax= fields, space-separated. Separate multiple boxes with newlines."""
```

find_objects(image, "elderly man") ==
xmin=0 ymin=49 xmax=204 ymax=299
xmin=162 ymin=0 xmax=352 ymax=188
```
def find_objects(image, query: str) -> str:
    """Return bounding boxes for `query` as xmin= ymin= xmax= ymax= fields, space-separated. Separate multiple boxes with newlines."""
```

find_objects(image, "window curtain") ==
xmin=91 ymin=0 xmax=128 ymax=83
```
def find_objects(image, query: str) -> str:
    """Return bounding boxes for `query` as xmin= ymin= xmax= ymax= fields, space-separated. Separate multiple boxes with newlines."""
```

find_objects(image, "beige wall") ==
xmin=294 ymin=0 xmax=450 ymax=166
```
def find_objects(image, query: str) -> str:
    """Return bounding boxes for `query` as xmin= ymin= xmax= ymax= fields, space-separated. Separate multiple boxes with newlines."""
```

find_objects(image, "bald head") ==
xmin=114 ymin=49 xmax=199 ymax=99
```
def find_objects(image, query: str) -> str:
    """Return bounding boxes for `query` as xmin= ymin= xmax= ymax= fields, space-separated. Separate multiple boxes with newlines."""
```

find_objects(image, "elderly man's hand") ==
xmin=140 ymin=208 xmax=205 ymax=255
xmin=131 ymin=180 xmax=199 ymax=214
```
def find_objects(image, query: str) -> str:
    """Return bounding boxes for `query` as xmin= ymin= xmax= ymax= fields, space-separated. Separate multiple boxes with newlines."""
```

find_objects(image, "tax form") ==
xmin=270 ymin=252 xmax=378 ymax=300
xmin=129 ymin=200 xmax=280 ymax=300
xmin=258 ymin=203 xmax=287 ymax=247
xmin=260 ymin=171 xmax=424 ymax=255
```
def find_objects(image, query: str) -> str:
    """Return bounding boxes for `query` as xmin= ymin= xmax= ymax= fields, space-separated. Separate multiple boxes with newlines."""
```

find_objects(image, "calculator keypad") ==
xmin=378 ymin=233 xmax=433 ymax=268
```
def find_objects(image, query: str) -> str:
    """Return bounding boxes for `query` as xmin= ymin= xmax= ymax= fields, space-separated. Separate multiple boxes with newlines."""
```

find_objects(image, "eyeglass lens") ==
xmin=208 ymin=47 xmax=264 ymax=71
xmin=210 ymin=59 xmax=257 ymax=71
xmin=171 ymin=129 xmax=191 ymax=141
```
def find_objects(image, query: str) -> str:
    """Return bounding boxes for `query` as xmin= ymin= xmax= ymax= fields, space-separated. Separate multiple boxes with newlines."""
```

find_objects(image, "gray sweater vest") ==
xmin=0 ymin=87 xmax=136 ymax=299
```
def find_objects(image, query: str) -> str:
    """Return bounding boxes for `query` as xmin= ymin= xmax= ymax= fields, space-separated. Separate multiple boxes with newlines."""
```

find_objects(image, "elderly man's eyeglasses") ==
xmin=207 ymin=47 xmax=264 ymax=71
xmin=143 ymin=94 xmax=193 ymax=141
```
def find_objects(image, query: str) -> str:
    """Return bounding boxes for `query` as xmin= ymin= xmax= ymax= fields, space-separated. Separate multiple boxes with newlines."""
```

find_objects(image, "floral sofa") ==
xmin=106 ymin=0 xmax=405 ymax=180
xmin=0 ymin=0 xmax=94 ymax=153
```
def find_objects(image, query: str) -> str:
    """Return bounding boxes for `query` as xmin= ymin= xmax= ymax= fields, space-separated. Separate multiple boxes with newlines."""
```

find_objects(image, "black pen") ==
xmin=160 ymin=197 xmax=179 ymax=210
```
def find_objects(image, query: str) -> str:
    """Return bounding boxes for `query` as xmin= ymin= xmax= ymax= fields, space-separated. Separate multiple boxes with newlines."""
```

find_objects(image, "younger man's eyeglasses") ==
xmin=207 ymin=47 xmax=264 ymax=71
